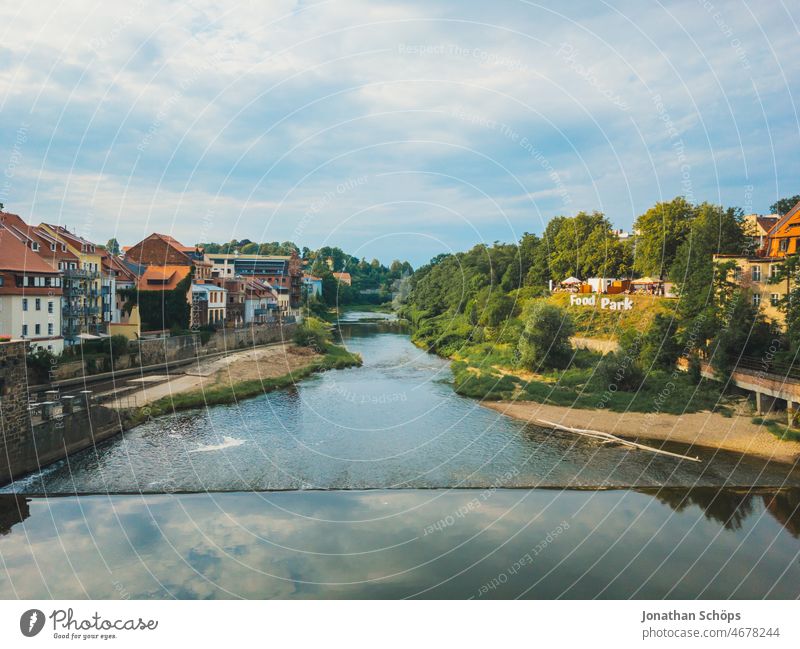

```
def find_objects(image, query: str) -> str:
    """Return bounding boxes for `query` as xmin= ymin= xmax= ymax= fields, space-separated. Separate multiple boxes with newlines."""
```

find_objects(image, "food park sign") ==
xmin=569 ymin=294 xmax=634 ymax=311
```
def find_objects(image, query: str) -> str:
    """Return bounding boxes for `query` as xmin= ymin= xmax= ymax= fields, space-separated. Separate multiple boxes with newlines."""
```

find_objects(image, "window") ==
xmin=753 ymin=293 xmax=761 ymax=307
xmin=780 ymin=239 xmax=789 ymax=252
xmin=35 ymin=324 xmax=41 ymax=335
xmin=35 ymin=298 xmax=41 ymax=311
xmin=61 ymin=244 xmax=67 ymax=252
xmin=771 ymin=294 xmax=780 ymax=307
xmin=48 ymin=323 xmax=54 ymax=336
xmin=771 ymin=264 xmax=780 ymax=279
xmin=22 ymin=298 xmax=28 ymax=311
xmin=48 ymin=301 xmax=54 ymax=314
xmin=751 ymin=266 xmax=761 ymax=282
xmin=31 ymin=242 xmax=39 ymax=251
xmin=22 ymin=324 xmax=28 ymax=336
xmin=50 ymin=243 xmax=56 ymax=251
xmin=733 ymin=266 xmax=742 ymax=281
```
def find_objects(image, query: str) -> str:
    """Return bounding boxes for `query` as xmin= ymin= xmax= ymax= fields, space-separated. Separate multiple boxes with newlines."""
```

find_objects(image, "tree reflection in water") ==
xmin=645 ymin=487 xmax=800 ymax=535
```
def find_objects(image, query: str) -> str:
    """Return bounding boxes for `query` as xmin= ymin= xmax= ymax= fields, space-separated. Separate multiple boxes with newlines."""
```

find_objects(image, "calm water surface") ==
xmin=1 ymin=312 xmax=799 ymax=599
xmin=0 ymin=489 xmax=798 ymax=598
xmin=4 ymin=312 xmax=800 ymax=493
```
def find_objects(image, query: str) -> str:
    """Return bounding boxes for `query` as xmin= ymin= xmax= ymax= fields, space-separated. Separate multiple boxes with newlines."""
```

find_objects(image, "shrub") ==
xmin=517 ymin=301 xmax=575 ymax=370
xmin=293 ymin=317 xmax=332 ymax=351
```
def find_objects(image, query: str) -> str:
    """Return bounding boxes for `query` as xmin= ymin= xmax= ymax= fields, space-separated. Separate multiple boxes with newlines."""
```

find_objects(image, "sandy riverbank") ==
xmin=482 ymin=400 xmax=800 ymax=465
xmin=111 ymin=343 xmax=325 ymax=408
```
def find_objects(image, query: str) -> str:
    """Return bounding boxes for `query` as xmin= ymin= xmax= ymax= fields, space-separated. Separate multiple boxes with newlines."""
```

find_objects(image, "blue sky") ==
xmin=1 ymin=1 xmax=798 ymax=266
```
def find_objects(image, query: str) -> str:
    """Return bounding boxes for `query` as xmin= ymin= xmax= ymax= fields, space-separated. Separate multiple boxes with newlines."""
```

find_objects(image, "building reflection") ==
xmin=0 ymin=495 xmax=30 ymax=535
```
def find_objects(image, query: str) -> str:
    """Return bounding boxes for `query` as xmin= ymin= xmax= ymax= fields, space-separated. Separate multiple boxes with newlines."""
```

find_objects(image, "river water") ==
xmin=1 ymin=311 xmax=799 ymax=598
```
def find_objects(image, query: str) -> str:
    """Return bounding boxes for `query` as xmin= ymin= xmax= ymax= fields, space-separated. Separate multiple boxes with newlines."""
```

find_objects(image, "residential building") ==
xmin=713 ymin=254 xmax=787 ymax=325
xmin=762 ymin=201 xmax=800 ymax=258
xmin=123 ymin=233 xmax=211 ymax=328
xmin=0 ymin=224 xmax=64 ymax=354
xmin=244 ymin=278 xmax=279 ymax=323
xmin=743 ymin=213 xmax=779 ymax=252
xmin=332 ymin=271 xmax=352 ymax=286
xmin=191 ymin=283 xmax=227 ymax=326
xmin=101 ymin=252 xmax=137 ymax=323
xmin=302 ymin=274 xmax=323 ymax=298
xmin=38 ymin=223 xmax=104 ymax=342
xmin=204 ymin=251 xmax=303 ymax=312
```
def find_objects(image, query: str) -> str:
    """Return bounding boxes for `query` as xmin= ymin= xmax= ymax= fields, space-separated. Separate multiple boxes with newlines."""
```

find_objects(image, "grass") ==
xmin=132 ymin=343 xmax=361 ymax=421
xmin=750 ymin=416 xmax=800 ymax=442
xmin=547 ymin=292 xmax=674 ymax=340
xmin=451 ymin=355 xmax=734 ymax=415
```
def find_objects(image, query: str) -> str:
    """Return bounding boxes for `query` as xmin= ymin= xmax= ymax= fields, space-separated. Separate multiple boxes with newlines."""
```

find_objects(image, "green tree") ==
xmin=638 ymin=312 xmax=680 ymax=370
xmin=517 ymin=302 xmax=575 ymax=370
xmin=105 ymin=238 xmax=121 ymax=255
xmin=770 ymin=195 xmax=800 ymax=216
xmin=549 ymin=211 xmax=626 ymax=280
xmin=633 ymin=197 xmax=694 ymax=279
xmin=669 ymin=203 xmax=745 ymax=345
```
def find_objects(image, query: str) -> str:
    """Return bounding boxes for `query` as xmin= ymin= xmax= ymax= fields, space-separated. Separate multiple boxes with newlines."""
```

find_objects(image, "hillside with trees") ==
xmin=400 ymin=197 xmax=792 ymax=420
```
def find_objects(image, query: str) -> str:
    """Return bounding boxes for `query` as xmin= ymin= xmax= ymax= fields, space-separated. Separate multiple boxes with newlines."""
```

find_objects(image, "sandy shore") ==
xmin=482 ymin=400 xmax=800 ymax=465
xmin=111 ymin=343 xmax=323 ymax=408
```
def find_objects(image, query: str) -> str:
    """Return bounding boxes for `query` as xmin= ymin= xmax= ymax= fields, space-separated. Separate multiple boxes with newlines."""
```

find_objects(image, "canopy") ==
xmin=631 ymin=276 xmax=662 ymax=285
xmin=560 ymin=276 xmax=581 ymax=285
xmin=77 ymin=333 xmax=102 ymax=340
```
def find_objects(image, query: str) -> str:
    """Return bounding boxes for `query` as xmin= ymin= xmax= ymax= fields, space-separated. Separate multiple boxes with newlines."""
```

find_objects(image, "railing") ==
xmin=734 ymin=356 xmax=800 ymax=382
xmin=62 ymin=269 xmax=100 ymax=279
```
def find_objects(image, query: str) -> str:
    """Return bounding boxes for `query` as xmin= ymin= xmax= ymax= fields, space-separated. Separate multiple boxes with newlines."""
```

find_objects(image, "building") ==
xmin=716 ymin=200 xmax=800 ymax=328
xmin=38 ymin=223 xmax=104 ymax=343
xmin=221 ymin=277 xmax=246 ymax=327
xmin=205 ymin=251 xmax=302 ymax=312
xmin=332 ymin=271 xmax=352 ymax=286
xmin=714 ymin=254 xmax=787 ymax=325
xmin=244 ymin=278 xmax=279 ymax=323
xmin=762 ymin=201 xmax=800 ymax=258
xmin=743 ymin=213 xmax=779 ymax=252
xmin=302 ymin=274 xmax=323 ymax=298
xmin=191 ymin=283 xmax=227 ymax=326
xmin=101 ymin=252 xmax=137 ymax=324
xmin=0 ymin=224 xmax=64 ymax=354
xmin=123 ymin=233 xmax=212 ymax=329
xmin=124 ymin=232 xmax=205 ymax=267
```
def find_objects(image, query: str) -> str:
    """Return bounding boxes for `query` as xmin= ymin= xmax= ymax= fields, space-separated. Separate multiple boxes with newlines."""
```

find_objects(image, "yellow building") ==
xmin=714 ymin=254 xmax=789 ymax=325
xmin=39 ymin=223 xmax=104 ymax=338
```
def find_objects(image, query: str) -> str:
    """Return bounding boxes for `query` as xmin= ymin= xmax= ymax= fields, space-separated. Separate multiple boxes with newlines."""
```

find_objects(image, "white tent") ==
xmin=560 ymin=276 xmax=581 ymax=285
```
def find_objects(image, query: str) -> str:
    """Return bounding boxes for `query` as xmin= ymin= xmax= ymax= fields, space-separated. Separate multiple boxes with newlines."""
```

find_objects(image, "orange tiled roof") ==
xmin=0 ymin=224 xmax=63 ymax=274
xmin=137 ymin=265 xmax=191 ymax=291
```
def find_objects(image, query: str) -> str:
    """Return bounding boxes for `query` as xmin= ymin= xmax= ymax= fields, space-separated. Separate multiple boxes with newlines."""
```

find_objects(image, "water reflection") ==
xmin=0 ymin=495 xmax=29 ymax=536
xmin=0 ymin=489 xmax=798 ymax=599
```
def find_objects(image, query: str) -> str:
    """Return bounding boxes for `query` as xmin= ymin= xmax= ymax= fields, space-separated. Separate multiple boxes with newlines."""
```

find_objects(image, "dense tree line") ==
xmin=403 ymin=196 xmax=798 ymax=379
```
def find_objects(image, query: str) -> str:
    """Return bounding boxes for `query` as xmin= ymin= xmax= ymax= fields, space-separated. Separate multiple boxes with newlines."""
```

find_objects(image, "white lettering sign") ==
xmin=569 ymin=295 xmax=633 ymax=311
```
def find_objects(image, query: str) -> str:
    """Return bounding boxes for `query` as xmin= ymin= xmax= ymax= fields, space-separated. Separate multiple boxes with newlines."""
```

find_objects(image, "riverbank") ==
xmin=118 ymin=342 xmax=362 ymax=421
xmin=482 ymin=399 xmax=800 ymax=465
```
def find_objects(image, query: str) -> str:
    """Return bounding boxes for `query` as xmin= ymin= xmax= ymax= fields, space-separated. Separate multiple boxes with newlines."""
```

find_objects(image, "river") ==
xmin=1 ymin=311 xmax=799 ymax=598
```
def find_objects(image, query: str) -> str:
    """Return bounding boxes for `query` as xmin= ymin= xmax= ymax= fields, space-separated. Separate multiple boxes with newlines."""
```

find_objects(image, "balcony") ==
xmin=62 ymin=268 xmax=100 ymax=279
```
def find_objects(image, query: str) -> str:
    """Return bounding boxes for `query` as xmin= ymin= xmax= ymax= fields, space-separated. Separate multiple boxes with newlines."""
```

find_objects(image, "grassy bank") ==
xmin=132 ymin=343 xmax=361 ymax=421
xmin=451 ymin=358 xmax=733 ymax=415
xmin=405 ymin=292 xmax=734 ymax=417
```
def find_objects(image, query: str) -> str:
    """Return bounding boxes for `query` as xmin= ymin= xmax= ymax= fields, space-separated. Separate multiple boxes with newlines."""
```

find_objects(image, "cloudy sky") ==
xmin=1 ymin=1 xmax=798 ymax=265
